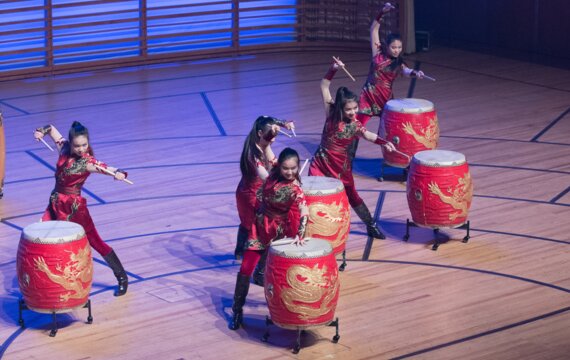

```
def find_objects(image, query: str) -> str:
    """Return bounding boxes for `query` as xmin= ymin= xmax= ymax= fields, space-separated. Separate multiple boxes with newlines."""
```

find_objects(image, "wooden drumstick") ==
xmin=299 ymin=158 xmax=310 ymax=176
xmin=422 ymin=74 xmax=436 ymax=82
xmin=277 ymin=128 xmax=293 ymax=138
xmin=332 ymin=56 xmax=356 ymax=82
xmin=93 ymin=164 xmax=134 ymax=185
xmin=39 ymin=138 xmax=54 ymax=152
xmin=393 ymin=149 xmax=411 ymax=160
xmin=291 ymin=128 xmax=297 ymax=137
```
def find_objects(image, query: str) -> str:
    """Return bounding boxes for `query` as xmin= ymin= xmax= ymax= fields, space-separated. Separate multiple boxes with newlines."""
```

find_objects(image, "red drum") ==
xmin=264 ymin=238 xmax=340 ymax=329
xmin=407 ymin=150 xmax=473 ymax=228
xmin=17 ymin=221 xmax=93 ymax=313
xmin=379 ymin=98 xmax=439 ymax=168
xmin=301 ymin=177 xmax=350 ymax=255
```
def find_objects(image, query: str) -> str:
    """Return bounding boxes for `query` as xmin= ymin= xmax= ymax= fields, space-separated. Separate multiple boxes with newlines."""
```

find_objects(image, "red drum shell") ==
xmin=302 ymin=177 xmax=350 ymax=255
xmin=17 ymin=221 xmax=93 ymax=313
xmin=406 ymin=152 xmax=473 ymax=228
xmin=379 ymin=99 xmax=439 ymax=168
xmin=264 ymin=238 xmax=340 ymax=329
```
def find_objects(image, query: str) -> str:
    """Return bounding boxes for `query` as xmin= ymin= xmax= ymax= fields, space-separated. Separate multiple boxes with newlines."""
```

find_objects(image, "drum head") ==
xmin=270 ymin=238 xmax=333 ymax=258
xmin=301 ymin=176 xmax=344 ymax=195
xmin=22 ymin=221 xmax=86 ymax=244
xmin=413 ymin=149 xmax=466 ymax=167
xmin=384 ymin=98 xmax=434 ymax=113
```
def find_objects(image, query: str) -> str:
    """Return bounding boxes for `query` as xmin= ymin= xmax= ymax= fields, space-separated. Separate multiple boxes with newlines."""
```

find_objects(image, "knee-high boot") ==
xmin=103 ymin=250 xmax=129 ymax=296
xmin=252 ymin=249 xmax=268 ymax=287
xmin=353 ymin=203 xmax=386 ymax=239
xmin=229 ymin=273 xmax=250 ymax=330
xmin=234 ymin=225 xmax=248 ymax=260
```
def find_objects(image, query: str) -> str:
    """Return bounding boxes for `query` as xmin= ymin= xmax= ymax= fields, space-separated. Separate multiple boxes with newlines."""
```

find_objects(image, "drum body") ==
xmin=301 ymin=177 xmax=350 ymax=255
xmin=379 ymin=98 xmax=439 ymax=168
xmin=264 ymin=238 xmax=340 ymax=329
xmin=407 ymin=150 xmax=473 ymax=228
xmin=17 ymin=221 xmax=93 ymax=313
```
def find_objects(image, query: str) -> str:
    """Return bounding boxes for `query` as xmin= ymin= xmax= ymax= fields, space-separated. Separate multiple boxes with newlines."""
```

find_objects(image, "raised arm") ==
xmin=371 ymin=2 xmax=395 ymax=57
xmin=321 ymin=58 xmax=346 ymax=115
xmin=33 ymin=124 xmax=66 ymax=152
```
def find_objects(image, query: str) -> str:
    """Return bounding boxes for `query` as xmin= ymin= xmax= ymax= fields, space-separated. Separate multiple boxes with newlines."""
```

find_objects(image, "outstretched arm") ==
xmin=361 ymin=129 xmax=396 ymax=152
xmin=86 ymin=161 xmax=127 ymax=181
xmin=371 ymin=2 xmax=395 ymax=57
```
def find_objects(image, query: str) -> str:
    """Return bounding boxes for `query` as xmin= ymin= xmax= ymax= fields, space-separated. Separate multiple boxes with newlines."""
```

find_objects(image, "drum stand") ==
xmin=18 ymin=298 xmax=93 ymax=337
xmin=377 ymin=163 xmax=408 ymax=182
xmin=261 ymin=316 xmax=340 ymax=354
xmin=403 ymin=219 xmax=471 ymax=251
xmin=339 ymin=250 xmax=347 ymax=271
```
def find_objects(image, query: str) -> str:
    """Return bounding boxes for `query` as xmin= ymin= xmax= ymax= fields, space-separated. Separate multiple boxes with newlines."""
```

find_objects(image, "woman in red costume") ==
xmin=308 ymin=59 xmax=396 ymax=239
xmin=33 ymin=121 xmax=129 ymax=296
xmin=234 ymin=116 xmax=294 ymax=260
xmin=358 ymin=2 xmax=425 ymax=127
xmin=230 ymin=147 xmax=308 ymax=330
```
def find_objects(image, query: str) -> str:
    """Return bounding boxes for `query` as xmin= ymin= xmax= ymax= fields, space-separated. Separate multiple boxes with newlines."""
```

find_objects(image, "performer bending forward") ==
xmin=230 ymin=147 xmax=308 ymax=330
xmin=309 ymin=60 xmax=396 ymax=239
xmin=34 ymin=122 xmax=129 ymax=296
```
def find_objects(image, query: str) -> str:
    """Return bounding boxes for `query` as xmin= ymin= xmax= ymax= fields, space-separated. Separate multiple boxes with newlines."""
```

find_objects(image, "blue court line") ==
xmin=0 ymin=100 xmax=30 ymax=115
xmin=550 ymin=185 xmax=570 ymax=204
xmin=25 ymin=150 xmax=106 ymax=205
xmin=4 ymin=176 xmax=53 ymax=185
xmin=0 ymin=220 xmax=23 ymax=231
xmin=2 ymin=60 xmax=338 ymax=102
xmin=104 ymin=225 xmax=238 ymax=243
xmin=439 ymin=134 xmax=570 ymax=147
xmin=362 ymin=191 xmax=386 ymax=261
xmin=92 ymin=257 xmax=144 ymax=280
xmin=470 ymin=163 xmax=570 ymax=175
xmin=391 ymin=306 xmax=570 ymax=359
xmin=360 ymin=259 xmax=570 ymax=293
xmin=531 ymin=106 xmax=570 ymax=142
xmin=200 ymin=92 xmax=227 ymax=136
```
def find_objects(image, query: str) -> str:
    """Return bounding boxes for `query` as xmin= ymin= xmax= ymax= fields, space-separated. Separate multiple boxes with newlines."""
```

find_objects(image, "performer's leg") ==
xmin=85 ymin=224 xmax=128 ymax=296
xmin=252 ymin=248 xmax=269 ymax=287
xmin=229 ymin=250 xmax=261 ymax=330
xmin=234 ymin=225 xmax=248 ymax=260
xmin=346 ymin=186 xmax=386 ymax=239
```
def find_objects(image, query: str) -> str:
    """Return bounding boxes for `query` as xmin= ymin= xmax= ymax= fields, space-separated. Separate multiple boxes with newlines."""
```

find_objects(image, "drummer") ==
xmin=350 ymin=2 xmax=425 ymax=161
xmin=308 ymin=60 xmax=396 ymax=240
xmin=33 ymin=122 xmax=129 ymax=297
xmin=229 ymin=147 xmax=309 ymax=330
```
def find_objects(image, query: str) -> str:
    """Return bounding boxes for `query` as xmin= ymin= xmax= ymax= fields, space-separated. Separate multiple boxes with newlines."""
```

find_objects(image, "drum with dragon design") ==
xmin=379 ymin=98 xmax=439 ymax=168
xmin=264 ymin=238 xmax=339 ymax=329
xmin=406 ymin=150 xmax=473 ymax=228
xmin=301 ymin=176 xmax=350 ymax=255
xmin=17 ymin=221 xmax=93 ymax=313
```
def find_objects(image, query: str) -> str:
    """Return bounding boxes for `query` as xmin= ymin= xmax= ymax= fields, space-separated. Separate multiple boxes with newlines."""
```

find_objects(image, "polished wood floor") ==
xmin=0 ymin=46 xmax=569 ymax=360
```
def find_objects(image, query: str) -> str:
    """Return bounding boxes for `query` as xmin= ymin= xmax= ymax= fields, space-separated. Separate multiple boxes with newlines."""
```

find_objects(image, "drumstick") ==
xmin=332 ymin=56 xmax=356 ymax=82
xmin=277 ymin=128 xmax=293 ymax=138
xmin=93 ymin=164 xmax=134 ymax=185
xmin=422 ymin=74 xmax=436 ymax=82
xmin=291 ymin=128 xmax=297 ymax=137
xmin=299 ymin=158 xmax=310 ymax=175
xmin=393 ymin=149 xmax=411 ymax=160
xmin=39 ymin=138 xmax=54 ymax=152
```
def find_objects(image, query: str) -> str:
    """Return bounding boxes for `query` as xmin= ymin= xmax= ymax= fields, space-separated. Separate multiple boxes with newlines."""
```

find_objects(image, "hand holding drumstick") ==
xmin=93 ymin=164 xmax=134 ymax=185
xmin=332 ymin=56 xmax=356 ymax=82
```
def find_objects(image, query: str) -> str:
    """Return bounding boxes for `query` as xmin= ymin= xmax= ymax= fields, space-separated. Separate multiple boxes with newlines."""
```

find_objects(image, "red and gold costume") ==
xmin=42 ymin=142 xmax=112 ymax=257
xmin=358 ymin=53 xmax=403 ymax=126
xmin=247 ymin=174 xmax=306 ymax=251
xmin=308 ymin=117 xmax=367 ymax=208
xmin=235 ymin=154 xmax=276 ymax=240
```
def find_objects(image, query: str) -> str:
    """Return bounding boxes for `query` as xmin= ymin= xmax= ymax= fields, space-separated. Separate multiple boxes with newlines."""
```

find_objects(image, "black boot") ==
xmin=229 ymin=273 xmax=250 ymax=330
xmin=353 ymin=203 xmax=386 ymax=239
xmin=103 ymin=250 xmax=128 ymax=296
xmin=234 ymin=225 xmax=248 ymax=260
xmin=252 ymin=249 xmax=268 ymax=287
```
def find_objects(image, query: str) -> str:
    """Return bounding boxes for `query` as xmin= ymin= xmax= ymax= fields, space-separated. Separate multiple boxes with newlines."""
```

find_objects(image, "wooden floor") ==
xmin=0 ymin=46 xmax=569 ymax=360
